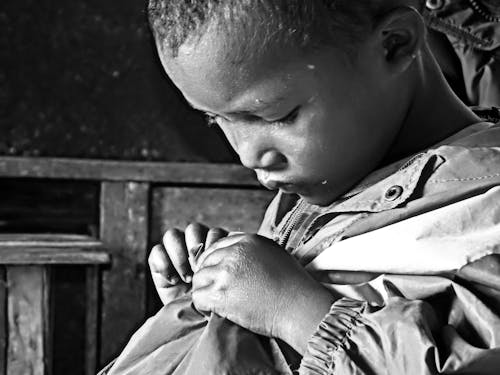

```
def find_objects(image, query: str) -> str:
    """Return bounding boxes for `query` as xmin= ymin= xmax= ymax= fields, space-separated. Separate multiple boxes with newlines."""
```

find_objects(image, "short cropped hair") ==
xmin=148 ymin=0 xmax=424 ymax=59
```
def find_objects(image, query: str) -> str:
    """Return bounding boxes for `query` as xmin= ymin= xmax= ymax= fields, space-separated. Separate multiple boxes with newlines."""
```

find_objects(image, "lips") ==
xmin=256 ymin=171 xmax=305 ymax=193
xmin=258 ymin=178 xmax=300 ymax=193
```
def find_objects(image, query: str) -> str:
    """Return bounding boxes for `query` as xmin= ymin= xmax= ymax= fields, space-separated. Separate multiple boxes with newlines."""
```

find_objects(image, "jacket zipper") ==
xmin=277 ymin=198 xmax=306 ymax=248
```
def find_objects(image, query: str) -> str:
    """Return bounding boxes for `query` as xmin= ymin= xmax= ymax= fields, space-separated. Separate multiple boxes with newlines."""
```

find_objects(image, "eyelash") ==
xmin=274 ymin=106 xmax=300 ymax=125
xmin=205 ymin=114 xmax=218 ymax=128
xmin=204 ymin=106 xmax=301 ymax=128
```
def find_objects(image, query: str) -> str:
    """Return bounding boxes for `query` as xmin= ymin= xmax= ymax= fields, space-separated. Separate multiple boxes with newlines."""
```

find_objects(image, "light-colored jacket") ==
xmin=258 ymin=120 xmax=500 ymax=374
xmin=100 ymin=119 xmax=500 ymax=375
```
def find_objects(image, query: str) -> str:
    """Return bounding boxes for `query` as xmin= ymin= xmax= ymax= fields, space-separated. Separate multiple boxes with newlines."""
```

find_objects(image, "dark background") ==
xmin=0 ymin=0 xmax=237 ymax=163
xmin=1 ymin=1 xmax=241 ymax=373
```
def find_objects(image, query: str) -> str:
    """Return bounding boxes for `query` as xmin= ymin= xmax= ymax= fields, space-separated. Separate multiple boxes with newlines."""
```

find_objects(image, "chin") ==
xmin=299 ymin=193 xmax=335 ymax=207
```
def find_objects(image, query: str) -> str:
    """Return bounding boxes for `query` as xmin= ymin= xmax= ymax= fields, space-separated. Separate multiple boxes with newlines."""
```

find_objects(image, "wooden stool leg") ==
xmin=0 ymin=267 xmax=6 ymax=375
xmin=6 ymin=266 xmax=51 ymax=375
xmin=85 ymin=266 xmax=99 ymax=375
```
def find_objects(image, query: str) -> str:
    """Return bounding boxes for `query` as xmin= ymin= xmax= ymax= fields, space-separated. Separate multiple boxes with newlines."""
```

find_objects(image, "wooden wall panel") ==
xmin=99 ymin=182 xmax=149 ymax=367
xmin=150 ymin=187 xmax=275 ymax=243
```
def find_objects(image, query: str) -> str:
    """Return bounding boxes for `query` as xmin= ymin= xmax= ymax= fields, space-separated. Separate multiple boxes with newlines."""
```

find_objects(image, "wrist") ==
xmin=279 ymin=282 xmax=336 ymax=354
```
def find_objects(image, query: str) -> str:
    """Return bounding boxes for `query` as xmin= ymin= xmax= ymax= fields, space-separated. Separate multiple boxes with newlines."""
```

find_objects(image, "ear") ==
xmin=374 ymin=6 xmax=425 ymax=73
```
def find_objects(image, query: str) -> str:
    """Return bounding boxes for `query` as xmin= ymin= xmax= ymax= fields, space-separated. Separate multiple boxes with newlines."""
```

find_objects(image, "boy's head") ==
xmin=149 ymin=0 xmax=429 ymax=206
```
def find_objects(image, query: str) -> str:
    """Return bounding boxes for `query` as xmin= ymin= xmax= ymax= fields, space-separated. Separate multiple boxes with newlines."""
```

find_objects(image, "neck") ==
xmin=383 ymin=49 xmax=481 ymax=164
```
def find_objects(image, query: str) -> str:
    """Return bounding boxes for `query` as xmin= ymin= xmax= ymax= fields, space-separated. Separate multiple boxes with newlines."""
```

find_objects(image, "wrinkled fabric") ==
xmin=424 ymin=0 xmax=500 ymax=106
xmin=103 ymin=296 xmax=293 ymax=375
xmin=299 ymin=258 xmax=500 ymax=374
xmin=100 ymin=120 xmax=500 ymax=375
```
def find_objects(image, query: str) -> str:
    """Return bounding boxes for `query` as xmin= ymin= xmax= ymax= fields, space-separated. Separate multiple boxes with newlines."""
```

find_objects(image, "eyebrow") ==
xmin=186 ymin=96 xmax=286 ymax=116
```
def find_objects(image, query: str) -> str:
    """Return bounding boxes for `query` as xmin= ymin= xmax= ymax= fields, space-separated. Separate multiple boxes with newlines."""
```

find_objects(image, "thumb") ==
xmin=196 ymin=233 xmax=246 ymax=267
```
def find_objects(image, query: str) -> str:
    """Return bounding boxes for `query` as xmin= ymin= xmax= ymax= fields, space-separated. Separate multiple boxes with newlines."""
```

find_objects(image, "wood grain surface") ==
xmin=6 ymin=266 xmax=51 ymax=375
xmin=99 ymin=181 xmax=149 ymax=366
xmin=0 ymin=157 xmax=259 ymax=185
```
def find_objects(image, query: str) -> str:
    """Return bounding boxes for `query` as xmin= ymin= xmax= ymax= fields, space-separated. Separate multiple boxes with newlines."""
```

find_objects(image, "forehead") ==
xmin=159 ymin=26 xmax=315 ymax=114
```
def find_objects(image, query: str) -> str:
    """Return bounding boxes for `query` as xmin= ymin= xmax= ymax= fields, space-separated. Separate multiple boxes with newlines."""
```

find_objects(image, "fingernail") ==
xmin=184 ymin=275 xmax=192 ymax=283
xmin=168 ymin=275 xmax=180 ymax=284
xmin=189 ymin=243 xmax=204 ymax=258
xmin=190 ymin=244 xmax=205 ymax=266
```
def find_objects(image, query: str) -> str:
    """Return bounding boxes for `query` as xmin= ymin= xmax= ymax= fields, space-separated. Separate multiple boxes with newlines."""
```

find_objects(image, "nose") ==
xmin=222 ymin=126 xmax=286 ymax=170
xmin=240 ymin=148 xmax=286 ymax=170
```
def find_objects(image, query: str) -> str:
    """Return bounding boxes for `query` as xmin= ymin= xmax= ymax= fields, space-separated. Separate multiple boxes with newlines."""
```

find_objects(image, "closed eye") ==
xmin=273 ymin=106 xmax=300 ymax=125
xmin=204 ymin=106 xmax=300 ymax=127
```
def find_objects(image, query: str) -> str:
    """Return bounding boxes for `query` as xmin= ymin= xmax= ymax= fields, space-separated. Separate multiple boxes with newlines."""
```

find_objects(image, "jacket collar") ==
xmin=309 ymin=120 xmax=498 ymax=214
xmin=304 ymin=152 xmax=441 ymax=214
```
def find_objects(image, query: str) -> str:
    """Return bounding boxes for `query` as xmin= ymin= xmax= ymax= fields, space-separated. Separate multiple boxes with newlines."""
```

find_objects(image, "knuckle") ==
xmin=191 ymin=290 xmax=200 ymax=304
xmin=213 ymin=287 xmax=228 ymax=310
xmin=220 ymin=263 xmax=235 ymax=282
xmin=232 ymin=243 xmax=247 ymax=258
xmin=192 ymin=290 xmax=206 ymax=309
xmin=236 ymin=234 xmax=255 ymax=247
xmin=191 ymin=273 xmax=201 ymax=288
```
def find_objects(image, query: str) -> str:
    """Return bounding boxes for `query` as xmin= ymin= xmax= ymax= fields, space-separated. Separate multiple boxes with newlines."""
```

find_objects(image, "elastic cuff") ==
xmin=298 ymin=298 xmax=366 ymax=375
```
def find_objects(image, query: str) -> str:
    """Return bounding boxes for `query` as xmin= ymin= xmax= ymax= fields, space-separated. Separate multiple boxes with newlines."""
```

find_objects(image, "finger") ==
xmin=197 ymin=234 xmax=246 ymax=266
xmin=197 ymin=247 xmax=232 ymax=270
xmin=191 ymin=286 xmax=217 ymax=315
xmin=189 ymin=228 xmax=228 ymax=272
xmin=163 ymin=228 xmax=191 ymax=282
xmin=185 ymin=222 xmax=209 ymax=250
xmin=205 ymin=233 xmax=246 ymax=251
xmin=205 ymin=227 xmax=228 ymax=248
xmin=192 ymin=266 xmax=224 ymax=314
xmin=188 ymin=243 xmax=204 ymax=272
xmin=192 ymin=264 xmax=218 ymax=291
xmin=157 ymin=283 xmax=191 ymax=306
xmin=148 ymin=244 xmax=179 ymax=284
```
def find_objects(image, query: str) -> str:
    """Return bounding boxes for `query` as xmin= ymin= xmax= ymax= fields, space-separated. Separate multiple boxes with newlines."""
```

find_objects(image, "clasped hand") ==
xmin=148 ymin=223 xmax=335 ymax=352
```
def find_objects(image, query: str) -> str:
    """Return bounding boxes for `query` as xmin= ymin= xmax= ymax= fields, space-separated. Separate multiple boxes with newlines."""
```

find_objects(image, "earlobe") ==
xmin=377 ymin=6 xmax=424 ymax=72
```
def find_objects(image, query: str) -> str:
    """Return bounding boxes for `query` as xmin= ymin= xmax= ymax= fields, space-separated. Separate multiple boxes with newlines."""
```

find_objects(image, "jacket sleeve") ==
xmin=299 ymin=254 xmax=500 ymax=375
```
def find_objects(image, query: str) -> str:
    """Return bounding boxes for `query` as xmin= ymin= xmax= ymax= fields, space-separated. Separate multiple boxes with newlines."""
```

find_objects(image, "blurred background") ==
xmin=1 ymin=0 xmax=236 ymax=162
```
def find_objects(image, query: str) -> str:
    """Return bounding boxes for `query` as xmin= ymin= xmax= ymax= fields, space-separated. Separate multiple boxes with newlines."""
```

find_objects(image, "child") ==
xmin=102 ymin=0 xmax=500 ymax=374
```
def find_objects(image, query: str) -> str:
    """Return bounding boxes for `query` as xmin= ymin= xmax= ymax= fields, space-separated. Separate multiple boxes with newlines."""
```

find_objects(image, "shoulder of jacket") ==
xmin=424 ymin=124 xmax=500 ymax=188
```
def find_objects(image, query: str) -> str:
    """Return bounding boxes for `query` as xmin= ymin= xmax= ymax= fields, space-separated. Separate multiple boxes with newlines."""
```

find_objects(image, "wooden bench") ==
xmin=0 ymin=234 xmax=109 ymax=375
xmin=0 ymin=156 xmax=273 ymax=372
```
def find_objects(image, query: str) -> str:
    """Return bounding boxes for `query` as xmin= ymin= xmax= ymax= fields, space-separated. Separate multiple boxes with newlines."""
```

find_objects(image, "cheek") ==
xmin=293 ymin=106 xmax=339 ymax=159
xmin=290 ymin=106 xmax=369 ymax=184
xmin=282 ymin=115 xmax=333 ymax=176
